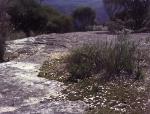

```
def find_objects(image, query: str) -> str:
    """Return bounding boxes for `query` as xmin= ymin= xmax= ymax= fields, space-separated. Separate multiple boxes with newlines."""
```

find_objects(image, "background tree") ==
xmin=41 ymin=5 xmax=73 ymax=33
xmin=8 ymin=0 xmax=74 ymax=36
xmin=0 ymin=0 xmax=10 ymax=62
xmin=46 ymin=15 xmax=73 ymax=33
xmin=72 ymin=7 xmax=96 ymax=31
xmin=8 ymin=0 xmax=49 ymax=36
xmin=103 ymin=0 xmax=150 ymax=30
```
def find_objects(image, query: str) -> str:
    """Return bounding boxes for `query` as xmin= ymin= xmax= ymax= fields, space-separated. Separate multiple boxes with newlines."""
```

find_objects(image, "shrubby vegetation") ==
xmin=67 ymin=34 xmax=141 ymax=81
xmin=46 ymin=15 xmax=73 ymax=33
xmin=107 ymin=20 xmax=124 ymax=34
xmin=0 ymin=0 xmax=99 ymax=40
xmin=38 ymin=34 xmax=148 ymax=114
xmin=38 ymin=33 xmax=144 ymax=83
xmin=7 ymin=0 xmax=97 ymax=36
xmin=103 ymin=0 xmax=150 ymax=31
xmin=0 ymin=0 xmax=97 ymax=62
xmin=8 ymin=0 xmax=73 ymax=36
xmin=8 ymin=0 xmax=49 ymax=36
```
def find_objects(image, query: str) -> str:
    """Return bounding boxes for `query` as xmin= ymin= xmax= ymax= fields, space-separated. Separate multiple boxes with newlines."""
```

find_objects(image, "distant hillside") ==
xmin=44 ymin=0 xmax=108 ymax=23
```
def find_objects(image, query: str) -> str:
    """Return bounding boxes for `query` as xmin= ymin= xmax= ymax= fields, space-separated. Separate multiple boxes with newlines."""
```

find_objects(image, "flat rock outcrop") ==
xmin=0 ymin=31 xmax=150 ymax=114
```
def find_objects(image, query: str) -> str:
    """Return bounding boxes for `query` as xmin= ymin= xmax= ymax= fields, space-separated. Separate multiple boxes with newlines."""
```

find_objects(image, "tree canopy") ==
xmin=8 ymin=0 xmax=73 ymax=36
xmin=8 ymin=0 xmax=48 ymax=36
xmin=103 ymin=0 xmax=150 ymax=30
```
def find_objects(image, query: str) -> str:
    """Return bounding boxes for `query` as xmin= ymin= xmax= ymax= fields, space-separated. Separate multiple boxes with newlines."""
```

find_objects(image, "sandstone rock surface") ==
xmin=0 ymin=32 xmax=150 ymax=114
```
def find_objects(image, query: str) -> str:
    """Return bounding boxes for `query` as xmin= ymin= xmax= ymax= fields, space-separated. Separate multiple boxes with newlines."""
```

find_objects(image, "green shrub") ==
xmin=67 ymin=45 xmax=100 ymax=81
xmin=46 ymin=15 xmax=73 ymax=33
xmin=107 ymin=20 xmax=124 ymax=34
xmin=8 ymin=0 xmax=74 ymax=36
xmin=8 ymin=0 xmax=46 ymax=36
xmin=103 ymin=34 xmax=137 ymax=77
xmin=67 ymin=34 xmax=141 ymax=81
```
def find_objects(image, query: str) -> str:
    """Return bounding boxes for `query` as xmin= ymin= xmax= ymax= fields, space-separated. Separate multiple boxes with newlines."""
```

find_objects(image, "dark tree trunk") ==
xmin=0 ymin=0 xmax=10 ymax=62
xmin=0 ymin=36 xmax=5 ymax=62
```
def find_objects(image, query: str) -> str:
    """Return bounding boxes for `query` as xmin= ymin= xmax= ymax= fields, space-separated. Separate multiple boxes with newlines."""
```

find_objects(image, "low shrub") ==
xmin=107 ymin=20 xmax=124 ymax=34
xmin=67 ymin=34 xmax=141 ymax=81
xmin=67 ymin=45 xmax=100 ymax=81
xmin=38 ymin=35 xmax=147 ymax=113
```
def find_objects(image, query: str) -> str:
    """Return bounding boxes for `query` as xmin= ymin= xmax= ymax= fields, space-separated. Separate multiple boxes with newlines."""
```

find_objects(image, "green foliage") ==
xmin=8 ymin=0 xmax=46 ymax=36
xmin=67 ymin=34 xmax=141 ymax=81
xmin=8 ymin=0 xmax=74 ymax=36
xmin=72 ymin=7 xmax=96 ymax=31
xmin=67 ymin=45 xmax=99 ymax=81
xmin=103 ymin=0 xmax=150 ymax=30
xmin=46 ymin=15 xmax=73 ymax=33
xmin=107 ymin=20 xmax=124 ymax=34
xmin=103 ymin=34 xmax=137 ymax=78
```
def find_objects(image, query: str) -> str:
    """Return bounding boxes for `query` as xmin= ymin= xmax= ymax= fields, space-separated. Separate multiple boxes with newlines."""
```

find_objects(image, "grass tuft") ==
xmin=38 ymin=34 xmax=149 ymax=114
xmin=67 ymin=34 xmax=141 ymax=82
